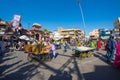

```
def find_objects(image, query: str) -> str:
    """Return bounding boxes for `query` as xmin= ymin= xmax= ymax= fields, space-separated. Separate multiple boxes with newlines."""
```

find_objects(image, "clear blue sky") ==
xmin=0 ymin=0 xmax=120 ymax=36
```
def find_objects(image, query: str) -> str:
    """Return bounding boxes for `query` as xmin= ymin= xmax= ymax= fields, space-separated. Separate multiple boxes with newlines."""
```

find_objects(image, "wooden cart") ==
xmin=24 ymin=44 xmax=51 ymax=61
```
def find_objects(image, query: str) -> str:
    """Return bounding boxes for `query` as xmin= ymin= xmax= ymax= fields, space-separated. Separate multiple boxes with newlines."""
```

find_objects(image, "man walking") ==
xmin=106 ymin=36 xmax=115 ymax=62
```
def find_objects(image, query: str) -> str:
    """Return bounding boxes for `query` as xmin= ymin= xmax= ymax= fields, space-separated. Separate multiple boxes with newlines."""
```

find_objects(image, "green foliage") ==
xmin=43 ymin=28 xmax=52 ymax=33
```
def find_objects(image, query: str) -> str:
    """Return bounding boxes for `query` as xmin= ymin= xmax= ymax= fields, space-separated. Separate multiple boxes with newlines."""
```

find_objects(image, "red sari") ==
xmin=97 ymin=40 xmax=101 ymax=51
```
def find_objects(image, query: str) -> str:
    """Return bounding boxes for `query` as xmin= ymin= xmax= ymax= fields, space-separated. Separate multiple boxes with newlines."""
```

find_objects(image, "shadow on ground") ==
xmin=83 ymin=65 xmax=120 ymax=80
xmin=0 ymin=50 xmax=88 ymax=80
xmin=48 ymin=71 xmax=72 ymax=80
xmin=93 ymin=52 xmax=113 ymax=65
xmin=0 ymin=51 xmax=43 ymax=80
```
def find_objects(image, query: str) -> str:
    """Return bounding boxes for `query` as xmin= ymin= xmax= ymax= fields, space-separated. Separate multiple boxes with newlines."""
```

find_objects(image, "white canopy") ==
xmin=32 ymin=23 xmax=41 ymax=26
xmin=19 ymin=35 xmax=30 ymax=40
xmin=53 ymin=32 xmax=61 ymax=40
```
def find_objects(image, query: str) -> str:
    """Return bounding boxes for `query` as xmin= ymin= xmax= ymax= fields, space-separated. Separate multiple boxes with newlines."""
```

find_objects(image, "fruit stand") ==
xmin=24 ymin=43 xmax=51 ymax=61
xmin=73 ymin=46 xmax=95 ymax=59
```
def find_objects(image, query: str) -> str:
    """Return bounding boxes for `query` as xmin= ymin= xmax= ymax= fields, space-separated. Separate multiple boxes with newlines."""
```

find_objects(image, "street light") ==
xmin=77 ymin=0 xmax=86 ymax=41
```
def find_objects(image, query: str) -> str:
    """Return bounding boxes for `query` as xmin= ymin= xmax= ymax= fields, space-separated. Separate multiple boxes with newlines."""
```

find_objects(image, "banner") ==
xmin=13 ymin=14 xmax=21 ymax=22
xmin=12 ymin=14 xmax=21 ymax=28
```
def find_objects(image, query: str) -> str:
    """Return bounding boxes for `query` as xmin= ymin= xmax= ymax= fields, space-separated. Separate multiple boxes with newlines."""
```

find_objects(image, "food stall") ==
xmin=24 ymin=42 xmax=51 ymax=61
xmin=73 ymin=46 xmax=95 ymax=59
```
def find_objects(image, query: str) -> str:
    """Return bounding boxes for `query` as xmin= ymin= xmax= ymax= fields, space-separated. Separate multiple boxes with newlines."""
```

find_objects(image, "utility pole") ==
xmin=77 ymin=0 xmax=86 ymax=42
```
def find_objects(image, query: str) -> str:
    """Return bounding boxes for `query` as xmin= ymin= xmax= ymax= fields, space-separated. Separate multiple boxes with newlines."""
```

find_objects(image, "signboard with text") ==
xmin=13 ymin=14 xmax=21 ymax=22
xmin=12 ymin=14 xmax=21 ymax=28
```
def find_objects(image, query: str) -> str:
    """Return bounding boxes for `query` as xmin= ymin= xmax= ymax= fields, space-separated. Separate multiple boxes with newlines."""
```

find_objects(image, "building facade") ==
xmin=0 ymin=21 xmax=8 ymax=35
xmin=55 ymin=27 xmax=84 ymax=40
xmin=89 ymin=29 xmax=99 ymax=39
xmin=114 ymin=17 xmax=120 ymax=38
xmin=29 ymin=23 xmax=43 ymax=40
xmin=114 ymin=17 xmax=120 ymax=29
xmin=99 ymin=28 xmax=112 ymax=39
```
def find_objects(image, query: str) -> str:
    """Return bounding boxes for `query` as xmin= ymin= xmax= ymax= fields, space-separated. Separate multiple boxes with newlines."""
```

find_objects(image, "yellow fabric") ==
xmin=31 ymin=45 xmax=37 ymax=53
xmin=25 ymin=43 xmax=50 ymax=54
xmin=24 ymin=45 xmax=32 ymax=52
xmin=45 ymin=45 xmax=51 ymax=48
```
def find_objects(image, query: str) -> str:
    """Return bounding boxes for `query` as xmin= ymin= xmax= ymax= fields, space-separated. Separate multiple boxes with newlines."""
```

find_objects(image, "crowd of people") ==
xmin=91 ymin=36 xmax=120 ymax=69
xmin=74 ymin=36 xmax=120 ymax=69
xmin=0 ymin=30 xmax=120 ymax=68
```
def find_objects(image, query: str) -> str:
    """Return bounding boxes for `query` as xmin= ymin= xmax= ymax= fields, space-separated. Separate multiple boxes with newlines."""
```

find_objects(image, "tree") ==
xmin=49 ymin=31 xmax=52 ymax=33
xmin=43 ymin=29 xmax=49 ymax=33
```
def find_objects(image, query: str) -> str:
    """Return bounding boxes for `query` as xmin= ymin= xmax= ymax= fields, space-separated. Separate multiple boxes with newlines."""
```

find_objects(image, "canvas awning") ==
xmin=19 ymin=35 xmax=30 ymax=40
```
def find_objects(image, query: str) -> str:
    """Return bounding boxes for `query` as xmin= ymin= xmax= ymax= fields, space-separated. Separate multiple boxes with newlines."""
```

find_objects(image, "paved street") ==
xmin=0 ymin=47 xmax=120 ymax=80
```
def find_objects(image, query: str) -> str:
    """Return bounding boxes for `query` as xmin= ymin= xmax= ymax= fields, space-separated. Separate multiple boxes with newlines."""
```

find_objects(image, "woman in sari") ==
xmin=97 ymin=39 xmax=101 ymax=51
xmin=113 ymin=39 xmax=120 ymax=68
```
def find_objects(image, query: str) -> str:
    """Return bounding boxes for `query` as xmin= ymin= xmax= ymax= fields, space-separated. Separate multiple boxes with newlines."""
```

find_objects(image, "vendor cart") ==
xmin=73 ymin=46 xmax=95 ymax=59
xmin=24 ymin=44 xmax=51 ymax=61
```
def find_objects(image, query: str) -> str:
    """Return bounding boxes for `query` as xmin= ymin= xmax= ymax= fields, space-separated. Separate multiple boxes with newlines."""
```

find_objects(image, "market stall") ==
xmin=24 ymin=43 xmax=51 ymax=61
xmin=73 ymin=46 xmax=95 ymax=59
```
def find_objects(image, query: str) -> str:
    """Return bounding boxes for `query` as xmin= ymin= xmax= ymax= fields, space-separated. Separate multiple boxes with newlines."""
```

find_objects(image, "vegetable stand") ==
xmin=73 ymin=46 xmax=95 ymax=59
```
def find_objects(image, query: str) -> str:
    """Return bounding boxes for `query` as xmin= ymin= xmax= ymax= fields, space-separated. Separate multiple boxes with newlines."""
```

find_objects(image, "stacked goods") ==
xmin=41 ymin=47 xmax=48 ymax=54
xmin=87 ymin=51 xmax=93 ymax=57
xmin=31 ymin=45 xmax=37 ymax=54
xmin=41 ymin=45 xmax=51 ymax=54
xmin=24 ymin=45 xmax=32 ymax=53
xmin=80 ymin=52 xmax=86 ymax=59
xmin=26 ymin=42 xmax=51 ymax=61
xmin=35 ymin=45 xmax=40 ymax=54
xmin=31 ymin=44 xmax=45 ymax=54
xmin=25 ymin=42 xmax=51 ymax=54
